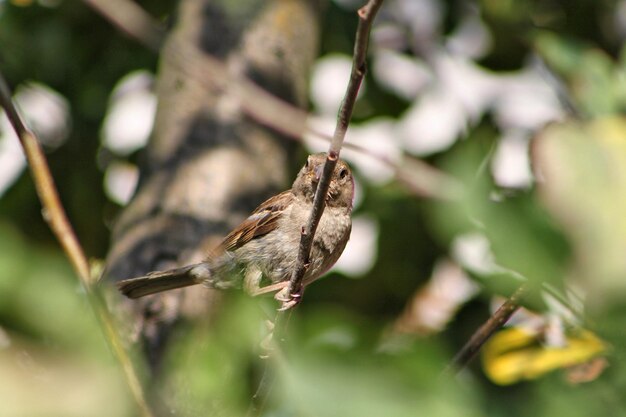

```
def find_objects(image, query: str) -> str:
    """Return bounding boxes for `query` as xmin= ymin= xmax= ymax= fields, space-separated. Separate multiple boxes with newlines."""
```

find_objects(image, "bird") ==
xmin=116 ymin=153 xmax=354 ymax=306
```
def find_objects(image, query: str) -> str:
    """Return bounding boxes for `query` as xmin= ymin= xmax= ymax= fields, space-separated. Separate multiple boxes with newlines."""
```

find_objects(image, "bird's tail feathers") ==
xmin=117 ymin=263 xmax=205 ymax=299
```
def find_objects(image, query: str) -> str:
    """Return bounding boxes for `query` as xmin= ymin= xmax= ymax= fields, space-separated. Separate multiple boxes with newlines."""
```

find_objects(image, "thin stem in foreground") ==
xmin=0 ymin=76 xmax=90 ymax=285
xmin=0 ymin=72 xmax=154 ymax=417
xmin=285 ymin=0 xmax=384 ymax=307
xmin=247 ymin=1 xmax=384 ymax=416
xmin=446 ymin=284 xmax=529 ymax=375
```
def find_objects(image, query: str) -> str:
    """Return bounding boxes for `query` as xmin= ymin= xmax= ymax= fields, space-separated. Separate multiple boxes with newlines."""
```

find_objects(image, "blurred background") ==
xmin=1 ymin=0 xmax=626 ymax=416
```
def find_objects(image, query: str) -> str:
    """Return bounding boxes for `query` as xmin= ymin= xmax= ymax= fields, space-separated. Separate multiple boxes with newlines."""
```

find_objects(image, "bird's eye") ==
xmin=339 ymin=168 xmax=348 ymax=179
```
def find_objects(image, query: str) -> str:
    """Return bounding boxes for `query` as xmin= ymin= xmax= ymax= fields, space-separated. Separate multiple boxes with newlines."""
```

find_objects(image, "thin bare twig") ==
xmin=169 ymin=46 xmax=461 ymax=201
xmin=445 ymin=284 xmax=529 ymax=375
xmin=247 ymin=1 xmax=384 ymax=415
xmin=83 ymin=0 xmax=460 ymax=201
xmin=339 ymin=140 xmax=463 ymax=200
xmin=0 ymin=73 xmax=154 ymax=417
xmin=0 ymin=85 xmax=90 ymax=283
xmin=82 ymin=0 xmax=165 ymax=52
xmin=284 ymin=0 xmax=384 ymax=307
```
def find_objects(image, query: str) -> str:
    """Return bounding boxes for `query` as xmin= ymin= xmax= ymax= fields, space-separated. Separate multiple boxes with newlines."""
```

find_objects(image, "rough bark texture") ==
xmin=104 ymin=0 xmax=320 ymax=369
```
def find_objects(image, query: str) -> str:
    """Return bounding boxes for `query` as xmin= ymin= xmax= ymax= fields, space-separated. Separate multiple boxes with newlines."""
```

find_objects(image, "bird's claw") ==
xmin=275 ymin=287 xmax=303 ymax=311
xmin=278 ymin=293 xmax=302 ymax=311
xmin=276 ymin=292 xmax=301 ymax=302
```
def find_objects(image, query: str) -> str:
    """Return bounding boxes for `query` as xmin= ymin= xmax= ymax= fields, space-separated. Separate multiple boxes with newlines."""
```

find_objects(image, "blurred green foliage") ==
xmin=0 ymin=221 xmax=131 ymax=416
xmin=2 ymin=0 xmax=626 ymax=416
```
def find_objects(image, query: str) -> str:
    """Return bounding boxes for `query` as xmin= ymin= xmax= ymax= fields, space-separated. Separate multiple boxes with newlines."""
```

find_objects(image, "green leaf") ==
xmin=533 ymin=117 xmax=626 ymax=311
xmin=534 ymin=31 xmax=623 ymax=116
xmin=428 ymin=126 xmax=569 ymax=295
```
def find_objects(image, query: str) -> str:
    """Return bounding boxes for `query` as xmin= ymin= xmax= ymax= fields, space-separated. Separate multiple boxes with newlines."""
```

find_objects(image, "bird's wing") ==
xmin=219 ymin=190 xmax=293 ymax=252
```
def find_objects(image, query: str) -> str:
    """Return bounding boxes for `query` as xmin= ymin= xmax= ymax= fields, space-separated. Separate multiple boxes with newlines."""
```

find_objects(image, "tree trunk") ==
xmin=104 ymin=0 xmax=320 ymax=370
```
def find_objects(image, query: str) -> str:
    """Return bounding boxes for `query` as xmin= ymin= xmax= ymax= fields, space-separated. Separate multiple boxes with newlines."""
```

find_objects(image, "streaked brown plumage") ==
xmin=116 ymin=153 xmax=354 ymax=302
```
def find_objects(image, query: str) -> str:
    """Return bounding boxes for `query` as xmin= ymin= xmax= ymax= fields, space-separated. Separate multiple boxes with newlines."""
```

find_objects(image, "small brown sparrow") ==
xmin=116 ymin=153 xmax=354 ymax=304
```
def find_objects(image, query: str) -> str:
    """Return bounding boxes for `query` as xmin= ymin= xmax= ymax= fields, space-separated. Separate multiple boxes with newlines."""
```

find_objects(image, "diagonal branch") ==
xmin=82 ymin=0 xmax=165 ymax=52
xmin=284 ymin=0 xmax=384 ymax=306
xmin=0 ymin=73 xmax=154 ymax=417
xmin=83 ymin=0 xmax=460 ymax=202
xmin=445 ymin=284 xmax=529 ymax=375
xmin=0 ymin=77 xmax=90 ymax=285
xmin=247 ymin=1 xmax=384 ymax=416
xmin=165 ymin=43 xmax=461 ymax=202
